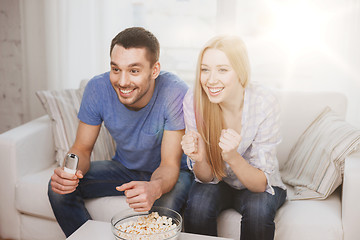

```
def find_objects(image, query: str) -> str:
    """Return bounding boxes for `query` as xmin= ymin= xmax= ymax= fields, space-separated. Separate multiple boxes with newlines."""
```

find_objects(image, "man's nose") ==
xmin=118 ymin=73 xmax=130 ymax=87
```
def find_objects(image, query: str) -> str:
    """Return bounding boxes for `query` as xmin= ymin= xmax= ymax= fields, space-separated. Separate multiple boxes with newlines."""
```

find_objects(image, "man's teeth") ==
xmin=120 ymin=89 xmax=133 ymax=94
xmin=209 ymin=87 xmax=223 ymax=93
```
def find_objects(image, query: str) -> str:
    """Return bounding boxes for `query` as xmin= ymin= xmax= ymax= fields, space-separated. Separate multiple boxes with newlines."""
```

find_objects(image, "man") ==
xmin=48 ymin=27 xmax=192 ymax=237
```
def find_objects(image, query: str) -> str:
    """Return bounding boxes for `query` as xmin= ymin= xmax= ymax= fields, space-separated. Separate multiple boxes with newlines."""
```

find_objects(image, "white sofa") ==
xmin=0 ymin=90 xmax=359 ymax=240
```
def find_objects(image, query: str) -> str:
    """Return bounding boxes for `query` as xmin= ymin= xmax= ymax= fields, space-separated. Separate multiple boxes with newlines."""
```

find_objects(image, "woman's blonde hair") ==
xmin=194 ymin=35 xmax=250 ymax=180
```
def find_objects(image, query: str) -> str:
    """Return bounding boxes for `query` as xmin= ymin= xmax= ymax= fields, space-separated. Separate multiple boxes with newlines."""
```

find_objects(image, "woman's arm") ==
xmin=220 ymin=129 xmax=267 ymax=192
xmin=182 ymin=90 xmax=215 ymax=182
xmin=181 ymin=131 xmax=214 ymax=182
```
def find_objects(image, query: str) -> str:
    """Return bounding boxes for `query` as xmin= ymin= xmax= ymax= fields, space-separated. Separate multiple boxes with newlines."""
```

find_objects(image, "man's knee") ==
xmin=48 ymin=179 xmax=57 ymax=201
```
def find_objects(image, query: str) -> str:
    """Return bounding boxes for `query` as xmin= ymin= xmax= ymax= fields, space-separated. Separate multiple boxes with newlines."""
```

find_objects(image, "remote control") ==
xmin=64 ymin=153 xmax=79 ymax=174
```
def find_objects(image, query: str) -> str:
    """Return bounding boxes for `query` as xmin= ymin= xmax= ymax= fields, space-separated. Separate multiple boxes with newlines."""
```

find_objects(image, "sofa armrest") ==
xmin=0 ymin=115 xmax=55 ymax=239
xmin=342 ymin=151 xmax=360 ymax=240
xmin=0 ymin=115 xmax=55 ymax=177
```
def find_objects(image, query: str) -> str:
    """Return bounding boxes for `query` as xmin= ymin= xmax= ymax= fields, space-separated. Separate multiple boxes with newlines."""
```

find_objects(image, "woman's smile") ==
xmin=207 ymin=87 xmax=224 ymax=96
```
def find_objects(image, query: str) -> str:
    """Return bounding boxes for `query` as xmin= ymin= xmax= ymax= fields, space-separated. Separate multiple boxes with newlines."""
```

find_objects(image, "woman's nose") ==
xmin=207 ymin=71 xmax=218 ymax=84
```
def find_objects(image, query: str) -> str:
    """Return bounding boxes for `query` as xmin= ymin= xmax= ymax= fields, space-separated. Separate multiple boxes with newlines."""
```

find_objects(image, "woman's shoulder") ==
xmin=184 ymin=88 xmax=193 ymax=100
xmin=247 ymin=82 xmax=278 ymax=104
xmin=246 ymin=82 xmax=280 ymax=113
xmin=183 ymin=89 xmax=194 ymax=110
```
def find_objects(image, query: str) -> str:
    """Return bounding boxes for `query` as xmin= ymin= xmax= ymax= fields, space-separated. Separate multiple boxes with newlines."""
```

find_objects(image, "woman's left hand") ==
xmin=219 ymin=128 xmax=242 ymax=164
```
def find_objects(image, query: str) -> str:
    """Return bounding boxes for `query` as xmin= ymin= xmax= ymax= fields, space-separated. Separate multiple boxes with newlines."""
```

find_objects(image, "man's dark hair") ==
xmin=110 ymin=27 xmax=160 ymax=66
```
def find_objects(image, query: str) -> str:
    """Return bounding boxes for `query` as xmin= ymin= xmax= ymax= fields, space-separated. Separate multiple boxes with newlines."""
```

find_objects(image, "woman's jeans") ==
xmin=184 ymin=181 xmax=287 ymax=240
xmin=48 ymin=160 xmax=193 ymax=237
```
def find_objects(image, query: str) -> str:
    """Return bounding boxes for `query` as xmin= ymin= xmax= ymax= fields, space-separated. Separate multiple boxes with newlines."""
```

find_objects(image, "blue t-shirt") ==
xmin=78 ymin=71 xmax=189 ymax=173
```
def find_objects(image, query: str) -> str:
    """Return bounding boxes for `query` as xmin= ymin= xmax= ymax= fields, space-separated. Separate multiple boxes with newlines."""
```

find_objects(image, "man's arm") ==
xmin=70 ymin=121 xmax=101 ymax=174
xmin=50 ymin=121 xmax=101 ymax=194
xmin=151 ymin=128 xmax=184 ymax=195
xmin=117 ymin=129 xmax=184 ymax=211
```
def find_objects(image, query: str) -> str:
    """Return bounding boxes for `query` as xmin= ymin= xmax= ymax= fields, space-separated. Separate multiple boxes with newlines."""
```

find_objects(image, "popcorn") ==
xmin=114 ymin=212 xmax=178 ymax=240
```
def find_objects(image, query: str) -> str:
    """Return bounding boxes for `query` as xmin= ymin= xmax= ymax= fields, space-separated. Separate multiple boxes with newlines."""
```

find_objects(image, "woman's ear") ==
xmin=152 ymin=61 xmax=161 ymax=79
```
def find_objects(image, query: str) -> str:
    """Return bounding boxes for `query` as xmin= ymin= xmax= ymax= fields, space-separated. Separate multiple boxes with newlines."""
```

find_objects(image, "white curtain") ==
xmin=43 ymin=0 xmax=135 ymax=90
xmin=42 ymin=0 xmax=219 ymax=89
xmin=23 ymin=0 xmax=360 ymax=126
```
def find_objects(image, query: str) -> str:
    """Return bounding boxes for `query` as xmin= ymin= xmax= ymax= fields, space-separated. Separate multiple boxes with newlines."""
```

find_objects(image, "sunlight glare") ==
xmin=266 ymin=1 xmax=326 ymax=56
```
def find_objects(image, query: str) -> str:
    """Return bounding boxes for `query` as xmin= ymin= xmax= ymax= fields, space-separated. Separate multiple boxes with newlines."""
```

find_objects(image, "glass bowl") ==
xmin=111 ymin=206 xmax=182 ymax=240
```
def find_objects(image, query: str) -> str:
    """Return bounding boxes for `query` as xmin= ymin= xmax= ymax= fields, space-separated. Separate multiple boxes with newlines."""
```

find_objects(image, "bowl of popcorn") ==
xmin=111 ymin=206 xmax=182 ymax=240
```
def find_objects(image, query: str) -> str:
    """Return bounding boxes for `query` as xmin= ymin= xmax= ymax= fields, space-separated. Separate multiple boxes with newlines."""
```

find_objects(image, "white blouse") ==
xmin=183 ymin=83 xmax=286 ymax=195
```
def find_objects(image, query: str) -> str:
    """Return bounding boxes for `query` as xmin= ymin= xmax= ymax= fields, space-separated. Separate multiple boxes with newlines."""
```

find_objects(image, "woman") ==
xmin=181 ymin=35 xmax=287 ymax=240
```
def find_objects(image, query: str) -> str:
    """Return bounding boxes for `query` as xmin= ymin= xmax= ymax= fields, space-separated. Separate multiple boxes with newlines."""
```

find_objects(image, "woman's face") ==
xmin=200 ymin=48 xmax=243 ymax=104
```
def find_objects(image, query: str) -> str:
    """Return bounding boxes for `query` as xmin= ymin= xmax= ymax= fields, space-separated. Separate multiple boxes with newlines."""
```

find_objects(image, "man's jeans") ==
xmin=184 ymin=181 xmax=286 ymax=240
xmin=48 ymin=160 xmax=193 ymax=237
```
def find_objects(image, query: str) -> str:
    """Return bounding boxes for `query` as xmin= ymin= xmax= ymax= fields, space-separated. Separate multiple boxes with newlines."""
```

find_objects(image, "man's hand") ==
xmin=181 ymin=131 xmax=206 ymax=162
xmin=50 ymin=167 xmax=83 ymax=194
xmin=219 ymin=129 xmax=242 ymax=164
xmin=116 ymin=181 xmax=161 ymax=212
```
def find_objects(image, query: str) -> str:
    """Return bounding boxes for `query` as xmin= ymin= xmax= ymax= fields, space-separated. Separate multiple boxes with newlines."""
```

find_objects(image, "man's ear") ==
xmin=152 ymin=61 xmax=161 ymax=79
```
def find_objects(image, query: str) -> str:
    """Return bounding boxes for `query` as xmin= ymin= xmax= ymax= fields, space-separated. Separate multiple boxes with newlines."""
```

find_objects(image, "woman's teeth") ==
xmin=209 ymin=87 xmax=223 ymax=93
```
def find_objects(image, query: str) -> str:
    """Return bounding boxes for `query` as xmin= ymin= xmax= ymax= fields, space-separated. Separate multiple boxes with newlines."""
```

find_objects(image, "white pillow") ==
xmin=36 ymin=81 xmax=115 ymax=166
xmin=281 ymin=107 xmax=360 ymax=200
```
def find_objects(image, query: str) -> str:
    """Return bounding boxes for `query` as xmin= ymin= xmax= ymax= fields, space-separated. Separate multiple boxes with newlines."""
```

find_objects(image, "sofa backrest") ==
xmin=273 ymin=90 xmax=347 ymax=170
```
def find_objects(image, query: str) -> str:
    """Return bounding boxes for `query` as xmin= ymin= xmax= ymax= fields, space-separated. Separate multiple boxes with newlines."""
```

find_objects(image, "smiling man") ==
xmin=47 ymin=27 xmax=192 ymax=237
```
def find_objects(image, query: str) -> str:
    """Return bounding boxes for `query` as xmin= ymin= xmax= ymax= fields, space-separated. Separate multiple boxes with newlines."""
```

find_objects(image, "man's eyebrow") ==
xmin=110 ymin=61 xmax=144 ymax=68
xmin=128 ymin=63 xmax=144 ymax=67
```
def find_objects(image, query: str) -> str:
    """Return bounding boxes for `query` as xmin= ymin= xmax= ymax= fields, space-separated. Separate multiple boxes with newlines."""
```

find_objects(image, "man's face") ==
xmin=109 ymin=45 xmax=159 ymax=110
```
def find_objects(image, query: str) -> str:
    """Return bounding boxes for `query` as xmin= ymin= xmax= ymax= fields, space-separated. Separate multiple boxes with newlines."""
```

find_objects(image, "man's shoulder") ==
xmin=83 ymin=72 xmax=111 ymax=97
xmin=157 ymin=71 xmax=189 ymax=92
xmin=87 ymin=72 xmax=110 ymax=86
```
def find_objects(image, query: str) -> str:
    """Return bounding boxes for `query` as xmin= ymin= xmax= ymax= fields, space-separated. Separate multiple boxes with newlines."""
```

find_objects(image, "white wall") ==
xmin=0 ymin=0 xmax=25 ymax=133
xmin=21 ymin=0 xmax=47 ymax=122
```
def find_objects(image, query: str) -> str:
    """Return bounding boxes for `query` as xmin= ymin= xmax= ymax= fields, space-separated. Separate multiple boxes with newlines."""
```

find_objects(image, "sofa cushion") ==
xmin=20 ymin=214 xmax=65 ymax=240
xmin=85 ymin=196 xmax=131 ymax=222
xmin=274 ymin=187 xmax=343 ymax=240
xmin=275 ymin=91 xmax=347 ymax=168
xmin=16 ymin=165 xmax=57 ymax=220
xmin=281 ymin=107 xmax=360 ymax=200
xmin=15 ymin=165 xmax=129 ymax=221
xmin=217 ymin=187 xmax=343 ymax=240
xmin=36 ymin=81 xmax=115 ymax=166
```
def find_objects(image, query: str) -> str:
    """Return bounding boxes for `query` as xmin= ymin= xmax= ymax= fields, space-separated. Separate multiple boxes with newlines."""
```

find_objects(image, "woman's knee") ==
xmin=184 ymin=182 xmax=229 ymax=236
xmin=185 ymin=182 xmax=227 ymax=220
xmin=239 ymin=191 xmax=278 ymax=225
xmin=188 ymin=183 xmax=218 ymax=207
